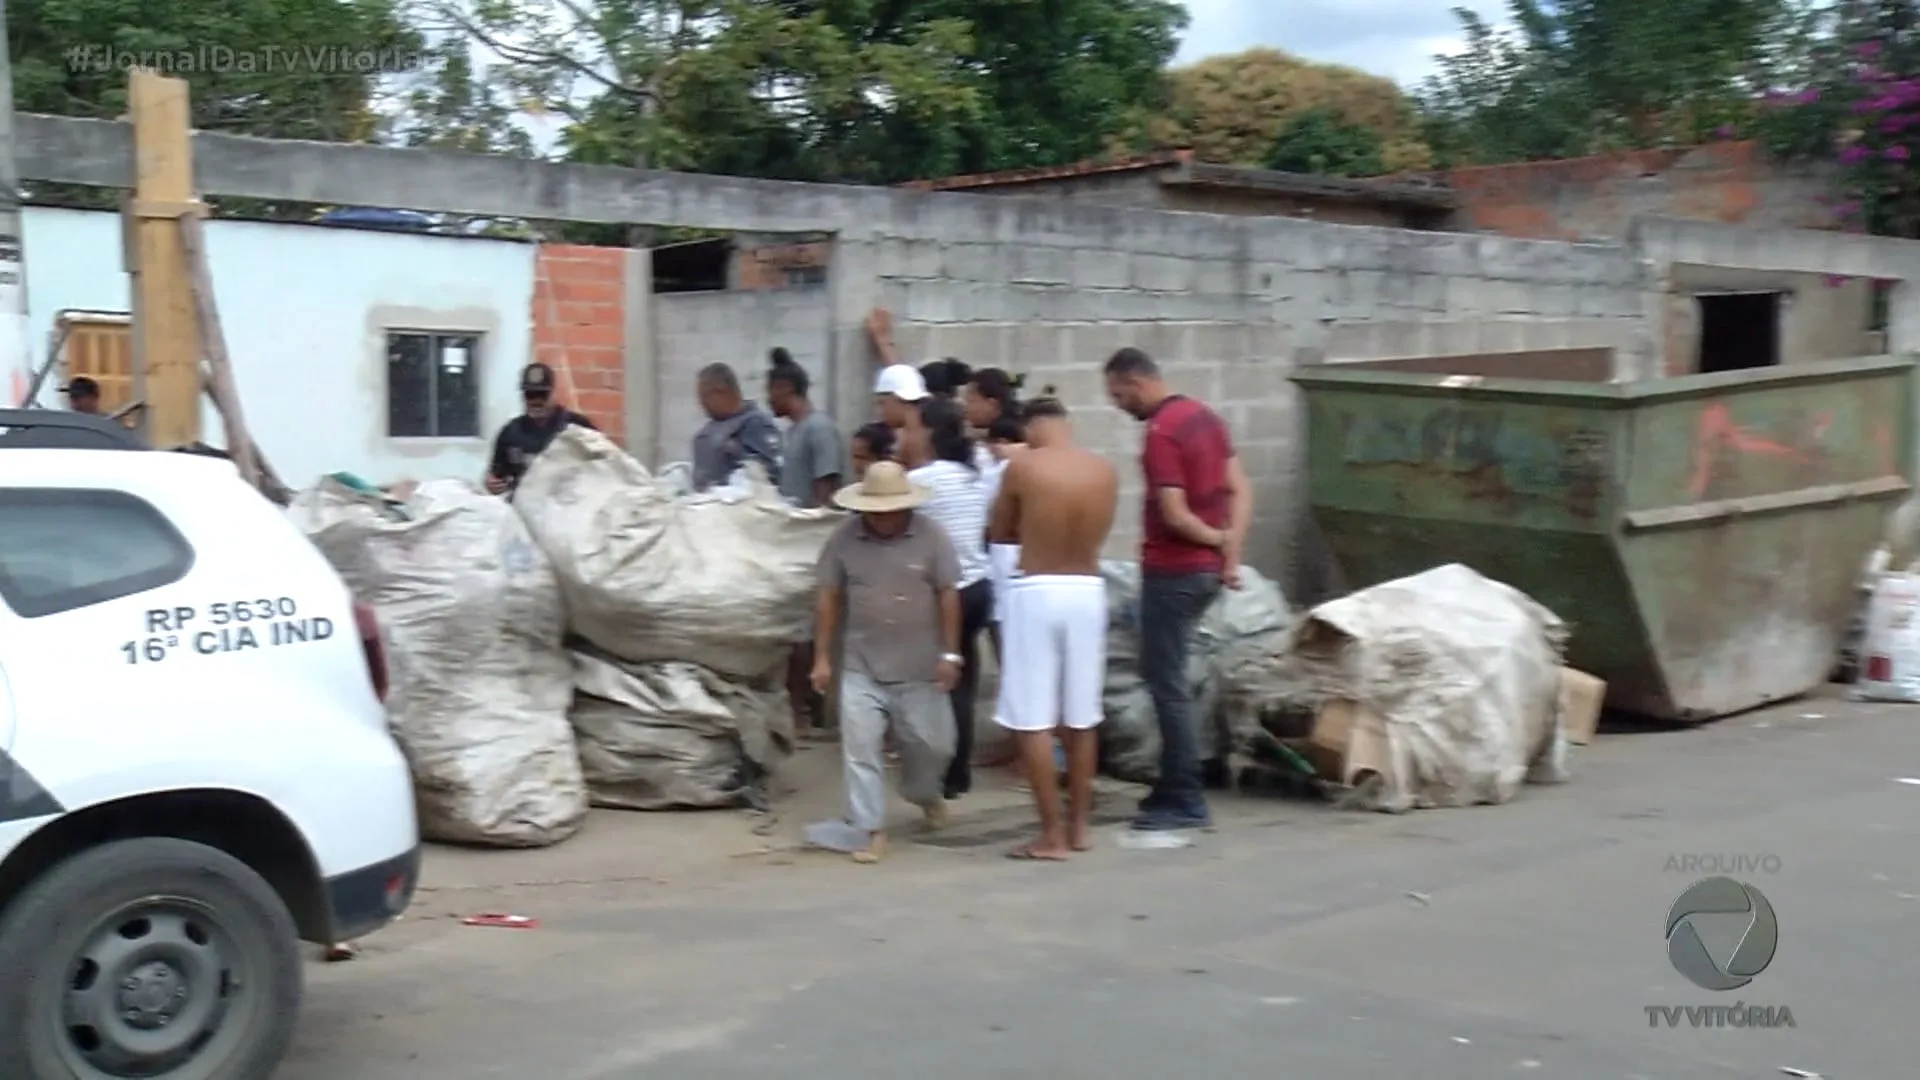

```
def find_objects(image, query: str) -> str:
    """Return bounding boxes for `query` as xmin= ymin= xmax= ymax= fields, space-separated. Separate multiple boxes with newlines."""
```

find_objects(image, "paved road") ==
xmin=284 ymin=697 xmax=1917 ymax=1079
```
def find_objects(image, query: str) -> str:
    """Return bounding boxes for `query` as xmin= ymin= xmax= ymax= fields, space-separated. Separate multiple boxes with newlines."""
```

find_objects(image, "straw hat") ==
xmin=833 ymin=460 xmax=930 ymax=513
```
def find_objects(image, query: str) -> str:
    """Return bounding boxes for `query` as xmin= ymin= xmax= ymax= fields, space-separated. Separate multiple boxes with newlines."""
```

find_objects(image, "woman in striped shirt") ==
xmin=903 ymin=397 xmax=993 ymax=799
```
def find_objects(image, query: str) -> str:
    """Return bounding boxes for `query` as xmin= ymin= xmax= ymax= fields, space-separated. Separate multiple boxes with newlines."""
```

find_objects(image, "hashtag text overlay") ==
xmin=66 ymin=45 xmax=425 ymax=77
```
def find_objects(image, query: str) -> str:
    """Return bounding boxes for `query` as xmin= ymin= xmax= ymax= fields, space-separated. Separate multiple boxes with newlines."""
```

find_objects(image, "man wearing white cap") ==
xmin=810 ymin=460 xmax=963 ymax=863
xmin=873 ymin=363 xmax=930 ymax=455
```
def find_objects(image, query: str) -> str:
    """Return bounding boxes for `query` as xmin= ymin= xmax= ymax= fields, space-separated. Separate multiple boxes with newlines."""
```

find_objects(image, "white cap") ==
xmin=873 ymin=363 xmax=929 ymax=401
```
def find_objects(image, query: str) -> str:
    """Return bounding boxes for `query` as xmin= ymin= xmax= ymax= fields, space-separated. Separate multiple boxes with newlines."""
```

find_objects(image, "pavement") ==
xmin=281 ymin=690 xmax=1920 ymax=1079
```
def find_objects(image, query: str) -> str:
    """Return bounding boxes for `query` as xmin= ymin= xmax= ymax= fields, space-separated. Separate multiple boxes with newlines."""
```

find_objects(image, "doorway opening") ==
xmin=1695 ymin=291 xmax=1782 ymax=373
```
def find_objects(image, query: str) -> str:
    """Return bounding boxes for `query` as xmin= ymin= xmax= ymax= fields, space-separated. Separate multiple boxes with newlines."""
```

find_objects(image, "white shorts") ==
xmin=988 ymin=543 xmax=1021 ymax=623
xmin=995 ymin=574 xmax=1107 ymax=732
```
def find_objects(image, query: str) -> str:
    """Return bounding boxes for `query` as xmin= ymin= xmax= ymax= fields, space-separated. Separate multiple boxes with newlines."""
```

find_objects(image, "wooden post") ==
xmin=177 ymin=213 xmax=259 ymax=488
xmin=123 ymin=68 xmax=200 ymax=448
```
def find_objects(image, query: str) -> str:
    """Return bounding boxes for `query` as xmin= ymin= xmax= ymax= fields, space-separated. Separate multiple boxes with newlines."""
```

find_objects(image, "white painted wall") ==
xmin=19 ymin=207 xmax=535 ymax=485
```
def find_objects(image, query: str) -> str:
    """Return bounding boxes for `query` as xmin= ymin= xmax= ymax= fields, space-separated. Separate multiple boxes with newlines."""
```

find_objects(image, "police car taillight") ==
xmin=353 ymin=601 xmax=389 ymax=702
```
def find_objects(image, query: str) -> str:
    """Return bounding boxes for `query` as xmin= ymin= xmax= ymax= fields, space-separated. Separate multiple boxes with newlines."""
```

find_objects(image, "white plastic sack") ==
xmin=1095 ymin=561 xmax=1293 ymax=783
xmin=1097 ymin=561 xmax=1165 ymax=782
xmin=1886 ymin=497 xmax=1920 ymax=572
xmin=655 ymin=461 xmax=695 ymax=497
xmin=1288 ymin=563 xmax=1568 ymax=812
xmin=1853 ymin=571 xmax=1920 ymax=702
xmin=288 ymin=478 xmax=587 ymax=846
xmin=513 ymin=428 xmax=841 ymax=678
xmin=1201 ymin=569 xmax=1297 ymax=751
xmin=1837 ymin=545 xmax=1892 ymax=682
xmin=569 ymin=649 xmax=793 ymax=809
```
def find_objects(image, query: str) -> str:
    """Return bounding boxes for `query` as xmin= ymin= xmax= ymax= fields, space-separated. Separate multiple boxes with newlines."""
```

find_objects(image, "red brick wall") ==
xmin=532 ymin=244 xmax=627 ymax=445
xmin=1436 ymin=141 xmax=1840 ymax=241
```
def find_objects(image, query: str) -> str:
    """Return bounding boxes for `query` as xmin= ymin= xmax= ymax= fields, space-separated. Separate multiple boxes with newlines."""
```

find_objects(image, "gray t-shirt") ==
xmin=815 ymin=513 xmax=960 ymax=683
xmin=691 ymin=404 xmax=783 ymax=490
xmin=778 ymin=411 xmax=846 ymax=508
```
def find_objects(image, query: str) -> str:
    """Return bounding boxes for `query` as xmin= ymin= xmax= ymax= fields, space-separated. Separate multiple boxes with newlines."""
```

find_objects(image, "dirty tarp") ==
xmin=288 ymin=477 xmax=588 ymax=847
xmin=1097 ymin=561 xmax=1296 ymax=783
xmin=1287 ymin=563 xmax=1570 ymax=812
xmin=569 ymin=649 xmax=793 ymax=810
xmin=512 ymin=427 xmax=842 ymax=679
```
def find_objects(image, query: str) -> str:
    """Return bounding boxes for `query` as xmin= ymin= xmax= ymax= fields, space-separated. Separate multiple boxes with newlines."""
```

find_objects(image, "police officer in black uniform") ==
xmin=484 ymin=362 xmax=597 ymax=496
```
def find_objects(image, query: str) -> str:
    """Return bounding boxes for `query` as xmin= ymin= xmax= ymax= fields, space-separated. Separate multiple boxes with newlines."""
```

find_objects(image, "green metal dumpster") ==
xmin=1292 ymin=354 xmax=1915 ymax=721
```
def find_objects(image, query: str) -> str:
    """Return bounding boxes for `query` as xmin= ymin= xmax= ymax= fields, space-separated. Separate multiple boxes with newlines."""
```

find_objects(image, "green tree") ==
xmin=392 ymin=39 xmax=534 ymax=156
xmin=9 ymin=0 xmax=420 ymax=140
xmin=1757 ymin=0 xmax=1920 ymax=237
xmin=1132 ymin=47 xmax=1432 ymax=171
xmin=1415 ymin=8 xmax=1593 ymax=166
xmin=868 ymin=0 xmax=1188 ymax=177
xmin=428 ymin=0 xmax=1187 ymax=185
xmin=9 ymin=0 xmax=421 ymax=216
xmin=423 ymin=0 xmax=984 ymax=184
xmin=1267 ymin=106 xmax=1387 ymax=175
xmin=1416 ymin=0 xmax=1794 ymax=166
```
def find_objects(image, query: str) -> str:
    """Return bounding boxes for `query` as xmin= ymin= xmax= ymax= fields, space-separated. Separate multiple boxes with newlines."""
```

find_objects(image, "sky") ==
xmin=1174 ymin=0 xmax=1512 ymax=87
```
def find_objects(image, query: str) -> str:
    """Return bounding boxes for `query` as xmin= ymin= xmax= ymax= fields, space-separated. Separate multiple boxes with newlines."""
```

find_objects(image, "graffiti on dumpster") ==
xmin=1685 ymin=401 xmax=1832 ymax=498
xmin=1340 ymin=406 xmax=1609 ymax=512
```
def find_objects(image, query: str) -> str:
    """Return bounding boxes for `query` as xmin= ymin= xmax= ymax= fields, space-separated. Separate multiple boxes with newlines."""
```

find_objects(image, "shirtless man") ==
xmin=987 ymin=395 xmax=1118 ymax=860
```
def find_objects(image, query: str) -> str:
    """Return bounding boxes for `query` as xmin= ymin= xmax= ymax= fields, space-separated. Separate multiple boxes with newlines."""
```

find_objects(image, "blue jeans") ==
xmin=1138 ymin=570 xmax=1221 ymax=819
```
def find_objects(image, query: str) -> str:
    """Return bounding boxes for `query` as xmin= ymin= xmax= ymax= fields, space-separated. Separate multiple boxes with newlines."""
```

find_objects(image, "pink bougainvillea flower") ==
xmin=1887 ymin=145 xmax=1912 ymax=160
xmin=1840 ymin=143 xmax=1871 ymax=164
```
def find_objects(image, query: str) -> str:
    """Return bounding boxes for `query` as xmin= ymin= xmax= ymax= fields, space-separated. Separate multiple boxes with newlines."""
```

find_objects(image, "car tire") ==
xmin=0 ymin=837 xmax=303 ymax=1080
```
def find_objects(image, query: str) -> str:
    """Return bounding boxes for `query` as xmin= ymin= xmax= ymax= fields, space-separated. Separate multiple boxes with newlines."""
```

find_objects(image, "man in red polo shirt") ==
xmin=1104 ymin=347 xmax=1252 ymax=831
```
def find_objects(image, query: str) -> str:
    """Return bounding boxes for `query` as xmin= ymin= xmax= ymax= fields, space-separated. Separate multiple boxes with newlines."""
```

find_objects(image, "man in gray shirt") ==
xmin=691 ymin=362 xmax=783 ymax=490
xmin=767 ymin=350 xmax=848 ymax=739
xmin=766 ymin=351 xmax=845 ymax=509
xmin=811 ymin=461 xmax=962 ymax=863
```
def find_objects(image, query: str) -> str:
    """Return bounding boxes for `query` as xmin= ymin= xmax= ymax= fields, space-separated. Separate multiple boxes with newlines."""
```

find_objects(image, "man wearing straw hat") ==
xmin=810 ymin=460 xmax=964 ymax=863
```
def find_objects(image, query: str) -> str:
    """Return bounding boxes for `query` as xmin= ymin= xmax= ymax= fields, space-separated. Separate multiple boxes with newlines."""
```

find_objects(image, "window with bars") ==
xmin=386 ymin=331 xmax=482 ymax=438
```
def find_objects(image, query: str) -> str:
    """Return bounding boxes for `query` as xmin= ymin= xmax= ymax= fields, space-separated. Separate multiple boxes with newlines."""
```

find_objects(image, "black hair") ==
xmin=919 ymin=397 xmax=977 ymax=471
xmin=768 ymin=356 xmax=809 ymax=397
xmin=852 ymin=421 xmax=894 ymax=460
xmin=697 ymin=362 xmax=740 ymax=393
xmin=920 ymin=361 xmax=954 ymax=397
xmin=919 ymin=358 xmax=973 ymax=397
xmin=1103 ymin=347 xmax=1159 ymax=379
xmin=986 ymin=416 xmax=1025 ymax=443
xmin=769 ymin=346 xmax=793 ymax=366
xmin=1022 ymin=386 xmax=1067 ymax=422
xmin=970 ymin=367 xmax=1020 ymax=419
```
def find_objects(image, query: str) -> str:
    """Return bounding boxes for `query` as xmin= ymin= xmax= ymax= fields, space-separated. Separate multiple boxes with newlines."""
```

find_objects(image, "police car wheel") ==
xmin=0 ymin=837 xmax=303 ymax=1080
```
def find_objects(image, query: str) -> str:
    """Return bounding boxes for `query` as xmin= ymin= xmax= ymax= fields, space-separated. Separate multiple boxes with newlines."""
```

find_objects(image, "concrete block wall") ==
xmin=533 ymin=244 xmax=629 ymax=445
xmin=652 ymin=286 xmax=832 ymax=466
xmin=1660 ymin=264 xmax=1877 ymax=377
xmin=22 ymin=114 xmax=1920 ymax=548
xmin=849 ymin=209 xmax=1651 ymax=593
xmin=1323 ymin=318 xmax=1641 ymax=370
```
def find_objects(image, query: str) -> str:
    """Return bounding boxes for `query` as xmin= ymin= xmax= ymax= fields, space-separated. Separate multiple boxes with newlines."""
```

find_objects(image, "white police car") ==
xmin=0 ymin=410 xmax=419 ymax=1079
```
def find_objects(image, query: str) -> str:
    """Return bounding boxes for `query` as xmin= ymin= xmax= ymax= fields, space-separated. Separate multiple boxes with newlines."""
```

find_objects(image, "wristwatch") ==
xmin=940 ymin=652 xmax=964 ymax=667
